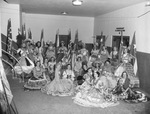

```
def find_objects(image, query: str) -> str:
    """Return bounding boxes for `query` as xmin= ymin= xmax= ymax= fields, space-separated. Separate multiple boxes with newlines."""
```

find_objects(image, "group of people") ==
xmin=13 ymin=39 xmax=149 ymax=108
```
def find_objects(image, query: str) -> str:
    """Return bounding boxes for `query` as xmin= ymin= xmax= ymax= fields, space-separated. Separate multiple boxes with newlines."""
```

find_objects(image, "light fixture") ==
xmin=72 ymin=0 xmax=83 ymax=6
xmin=61 ymin=12 xmax=68 ymax=15
xmin=146 ymin=0 xmax=150 ymax=6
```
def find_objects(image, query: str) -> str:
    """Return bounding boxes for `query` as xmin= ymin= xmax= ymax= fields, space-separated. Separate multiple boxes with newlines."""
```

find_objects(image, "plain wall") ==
xmin=23 ymin=13 xmax=94 ymax=43
xmin=0 ymin=1 xmax=20 ymax=57
xmin=94 ymin=2 xmax=150 ymax=53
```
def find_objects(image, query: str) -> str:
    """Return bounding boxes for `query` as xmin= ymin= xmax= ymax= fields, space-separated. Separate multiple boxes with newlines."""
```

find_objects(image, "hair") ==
xmin=36 ymin=41 xmax=41 ymax=47
xmin=104 ymin=59 xmax=111 ymax=65
xmin=121 ymin=71 xmax=128 ymax=78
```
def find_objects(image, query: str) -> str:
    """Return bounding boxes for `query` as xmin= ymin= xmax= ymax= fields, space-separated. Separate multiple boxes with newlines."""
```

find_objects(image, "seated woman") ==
xmin=14 ymin=42 xmax=34 ymax=82
xmin=110 ymin=46 xmax=119 ymax=67
xmin=100 ymin=60 xmax=117 ymax=90
xmin=47 ymin=56 xmax=56 ymax=81
xmin=24 ymin=60 xmax=48 ymax=90
xmin=91 ymin=44 xmax=99 ymax=56
xmin=74 ymin=55 xmax=82 ymax=76
xmin=112 ymin=71 xmax=149 ymax=103
xmin=99 ymin=46 xmax=110 ymax=63
xmin=41 ymin=62 xmax=74 ymax=96
xmin=46 ymin=42 xmax=55 ymax=60
xmin=73 ymin=69 xmax=119 ymax=108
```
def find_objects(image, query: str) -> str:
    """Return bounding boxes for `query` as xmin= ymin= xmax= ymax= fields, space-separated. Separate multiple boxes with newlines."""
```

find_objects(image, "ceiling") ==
xmin=7 ymin=0 xmax=145 ymax=17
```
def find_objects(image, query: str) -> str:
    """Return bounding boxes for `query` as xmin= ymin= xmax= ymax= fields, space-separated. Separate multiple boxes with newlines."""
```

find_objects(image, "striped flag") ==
xmin=28 ymin=28 xmax=32 ymax=39
xmin=6 ymin=18 xmax=12 ymax=54
xmin=130 ymin=32 xmax=138 ymax=76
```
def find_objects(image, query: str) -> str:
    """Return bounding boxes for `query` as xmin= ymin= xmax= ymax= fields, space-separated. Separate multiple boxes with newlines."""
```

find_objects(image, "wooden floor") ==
xmin=7 ymin=72 xmax=150 ymax=114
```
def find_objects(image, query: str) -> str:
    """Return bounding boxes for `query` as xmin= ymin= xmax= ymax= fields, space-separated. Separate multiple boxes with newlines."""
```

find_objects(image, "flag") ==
xmin=130 ymin=32 xmax=138 ymax=76
xmin=22 ymin=23 xmax=26 ymax=40
xmin=118 ymin=36 xmax=123 ymax=62
xmin=66 ymin=41 xmax=72 ymax=65
xmin=40 ymin=29 xmax=45 ymax=47
xmin=28 ymin=28 xmax=32 ymax=39
xmin=6 ymin=18 xmax=12 ymax=54
xmin=74 ymin=29 xmax=78 ymax=51
xmin=55 ymin=29 xmax=60 ymax=58
xmin=67 ymin=29 xmax=71 ymax=48
xmin=0 ymin=59 xmax=13 ymax=104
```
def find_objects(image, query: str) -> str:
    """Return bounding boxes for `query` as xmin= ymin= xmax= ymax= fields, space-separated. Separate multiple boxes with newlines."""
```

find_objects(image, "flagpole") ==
xmin=115 ymin=27 xmax=125 ymax=62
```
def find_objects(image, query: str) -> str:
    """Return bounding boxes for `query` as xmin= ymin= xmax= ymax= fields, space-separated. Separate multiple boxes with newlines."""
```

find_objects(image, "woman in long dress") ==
xmin=41 ymin=62 xmax=74 ymax=96
xmin=24 ymin=60 xmax=48 ymax=90
xmin=14 ymin=42 xmax=34 ymax=77
xmin=73 ymin=69 xmax=119 ymax=108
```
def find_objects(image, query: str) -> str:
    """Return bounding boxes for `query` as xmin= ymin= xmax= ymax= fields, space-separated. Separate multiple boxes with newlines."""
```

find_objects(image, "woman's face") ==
xmin=67 ymin=65 xmax=71 ymax=70
xmin=122 ymin=72 xmax=127 ymax=79
xmin=113 ymin=47 xmax=117 ymax=51
xmin=22 ymin=43 xmax=26 ymax=48
xmin=124 ymin=48 xmax=128 ymax=53
xmin=36 ymin=61 xmax=40 ymax=67
xmin=94 ymin=72 xmax=98 ymax=78
xmin=51 ymin=57 xmax=55 ymax=62
xmin=45 ymin=59 xmax=48 ymax=63
xmin=37 ymin=42 xmax=41 ymax=47
xmin=88 ymin=69 xmax=92 ymax=75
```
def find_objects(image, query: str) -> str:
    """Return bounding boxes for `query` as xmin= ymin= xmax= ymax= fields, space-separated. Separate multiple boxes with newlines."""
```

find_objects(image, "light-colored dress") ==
xmin=41 ymin=65 xmax=74 ymax=96
xmin=14 ymin=48 xmax=34 ymax=74
xmin=24 ymin=66 xmax=48 ymax=90
xmin=46 ymin=46 xmax=55 ymax=60
xmin=73 ymin=77 xmax=119 ymax=108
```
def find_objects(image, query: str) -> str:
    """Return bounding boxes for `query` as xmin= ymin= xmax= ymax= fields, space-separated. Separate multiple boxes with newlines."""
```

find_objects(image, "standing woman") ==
xmin=114 ymin=47 xmax=135 ymax=79
xmin=35 ymin=41 xmax=43 ymax=65
xmin=14 ymin=42 xmax=34 ymax=80
xmin=110 ymin=46 xmax=119 ymax=67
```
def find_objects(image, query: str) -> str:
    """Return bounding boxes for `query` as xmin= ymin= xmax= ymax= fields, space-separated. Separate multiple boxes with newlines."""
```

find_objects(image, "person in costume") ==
xmin=14 ymin=42 xmax=34 ymax=78
xmin=47 ymin=56 xmax=56 ymax=81
xmin=91 ymin=44 xmax=99 ymax=56
xmin=100 ymin=46 xmax=110 ymax=63
xmin=114 ymin=47 xmax=136 ymax=79
xmin=74 ymin=55 xmax=82 ymax=76
xmin=110 ymin=46 xmax=119 ymax=67
xmin=46 ymin=42 xmax=55 ymax=60
xmin=79 ymin=43 xmax=89 ymax=62
xmin=34 ymin=41 xmax=43 ymax=65
xmin=112 ymin=71 xmax=149 ymax=103
xmin=58 ymin=41 xmax=67 ymax=54
xmin=41 ymin=62 xmax=74 ymax=96
xmin=100 ymin=60 xmax=117 ymax=90
xmin=24 ymin=60 xmax=48 ymax=90
xmin=73 ymin=68 xmax=119 ymax=108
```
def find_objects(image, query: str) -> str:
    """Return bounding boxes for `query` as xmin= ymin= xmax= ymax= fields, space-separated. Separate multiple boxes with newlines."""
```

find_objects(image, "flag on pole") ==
xmin=40 ymin=29 xmax=45 ymax=47
xmin=28 ymin=28 xmax=32 ymax=39
xmin=118 ymin=36 xmax=123 ymax=62
xmin=22 ymin=24 xmax=26 ymax=40
xmin=130 ymin=32 xmax=138 ymax=76
xmin=74 ymin=29 xmax=78 ymax=51
xmin=6 ymin=18 xmax=12 ymax=54
xmin=67 ymin=29 xmax=71 ymax=48
xmin=55 ymin=29 xmax=60 ymax=58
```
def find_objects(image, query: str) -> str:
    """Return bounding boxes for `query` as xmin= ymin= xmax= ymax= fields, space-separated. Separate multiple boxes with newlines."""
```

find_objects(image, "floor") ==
xmin=6 ymin=71 xmax=150 ymax=114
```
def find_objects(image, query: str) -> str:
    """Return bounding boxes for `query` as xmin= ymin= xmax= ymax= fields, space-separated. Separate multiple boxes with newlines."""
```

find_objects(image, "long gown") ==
xmin=73 ymin=76 xmax=119 ymax=108
xmin=14 ymin=48 xmax=34 ymax=74
xmin=114 ymin=53 xmax=139 ymax=87
xmin=41 ymin=64 xmax=74 ymax=96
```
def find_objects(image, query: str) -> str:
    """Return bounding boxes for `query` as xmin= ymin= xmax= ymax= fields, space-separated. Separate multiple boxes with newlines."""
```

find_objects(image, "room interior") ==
xmin=0 ymin=0 xmax=150 ymax=114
